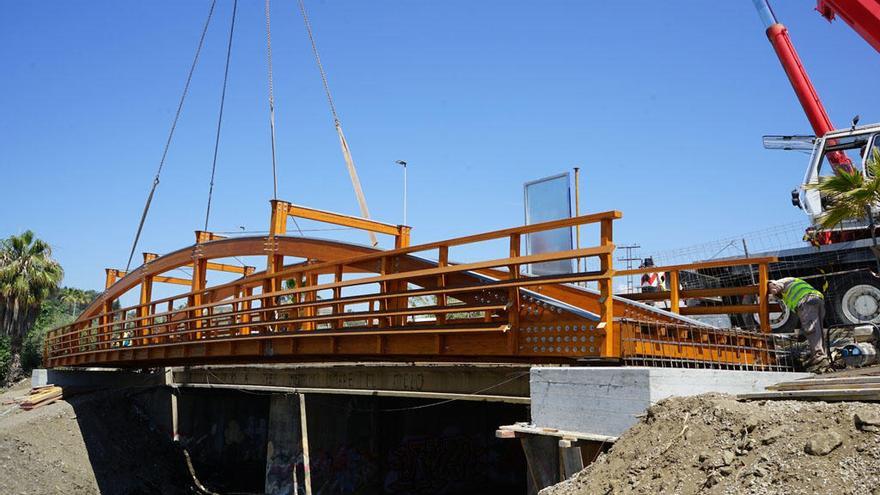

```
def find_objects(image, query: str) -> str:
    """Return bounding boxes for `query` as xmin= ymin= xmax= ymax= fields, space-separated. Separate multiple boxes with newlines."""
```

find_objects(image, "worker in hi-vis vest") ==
xmin=768 ymin=277 xmax=832 ymax=374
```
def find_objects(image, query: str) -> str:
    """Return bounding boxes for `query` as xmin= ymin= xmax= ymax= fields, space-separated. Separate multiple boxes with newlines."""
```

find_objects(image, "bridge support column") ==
xmin=190 ymin=258 xmax=208 ymax=340
xmin=265 ymin=393 xmax=311 ymax=495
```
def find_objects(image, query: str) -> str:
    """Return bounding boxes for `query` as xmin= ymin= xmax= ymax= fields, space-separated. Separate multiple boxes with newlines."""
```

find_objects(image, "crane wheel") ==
xmin=829 ymin=273 xmax=880 ymax=325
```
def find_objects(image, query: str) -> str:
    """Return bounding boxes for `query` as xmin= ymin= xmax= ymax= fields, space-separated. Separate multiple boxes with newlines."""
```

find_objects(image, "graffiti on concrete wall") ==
xmin=384 ymin=427 xmax=488 ymax=494
xmin=312 ymin=446 xmax=378 ymax=494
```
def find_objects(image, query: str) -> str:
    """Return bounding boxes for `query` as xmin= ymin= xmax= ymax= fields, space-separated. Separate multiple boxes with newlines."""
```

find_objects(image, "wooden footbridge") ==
xmin=45 ymin=200 xmax=789 ymax=370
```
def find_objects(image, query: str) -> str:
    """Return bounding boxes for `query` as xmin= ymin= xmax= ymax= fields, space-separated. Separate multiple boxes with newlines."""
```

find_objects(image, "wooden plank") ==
xmin=739 ymin=387 xmax=880 ymax=401
xmin=622 ymin=285 xmax=761 ymax=301
xmin=769 ymin=376 xmax=880 ymax=391
xmin=497 ymin=423 xmax=617 ymax=444
xmin=288 ymin=203 xmax=401 ymax=236
xmin=769 ymin=381 xmax=880 ymax=392
xmin=19 ymin=386 xmax=63 ymax=410
xmin=680 ymin=304 xmax=760 ymax=315
xmin=45 ymin=323 xmax=511 ymax=361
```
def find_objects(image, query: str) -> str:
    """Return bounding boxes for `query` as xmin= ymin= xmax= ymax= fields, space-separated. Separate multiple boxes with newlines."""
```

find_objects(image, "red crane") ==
xmin=816 ymin=0 xmax=880 ymax=53
xmin=752 ymin=0 xmax=856 ymax=173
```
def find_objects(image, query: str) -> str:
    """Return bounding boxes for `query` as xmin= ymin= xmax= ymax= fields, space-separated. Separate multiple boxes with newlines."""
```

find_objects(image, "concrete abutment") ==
xmin=33 ymin=364 xmax=808 ymax=493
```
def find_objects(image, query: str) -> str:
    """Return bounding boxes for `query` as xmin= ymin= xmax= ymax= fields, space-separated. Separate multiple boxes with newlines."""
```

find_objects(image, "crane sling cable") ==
xmin=297 ymin=0 xmax=379 ymax=247
xmin=203 ymin=0 xmax=238 ymax=231
xmin=124 ymin=0 xmax=217 ymax=272
xmin=265 ymin=0 xmax=279 ymax=201
xmin=265 ymin=0 xmax=304 ymax=235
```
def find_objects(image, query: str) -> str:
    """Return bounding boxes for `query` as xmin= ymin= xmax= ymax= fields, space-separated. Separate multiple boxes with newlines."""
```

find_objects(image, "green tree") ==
xmin=0 ymin=231 xmax=63 ymax=383
xmin=809 ymin=148 xmax=880 ymax=248
xmin=59 ymin=287 xmax=87 ymax=317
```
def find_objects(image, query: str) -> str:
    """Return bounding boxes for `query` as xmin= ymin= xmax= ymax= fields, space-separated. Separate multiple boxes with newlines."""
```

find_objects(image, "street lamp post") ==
xmin=395 ymin=160 xmax=408 ymax=225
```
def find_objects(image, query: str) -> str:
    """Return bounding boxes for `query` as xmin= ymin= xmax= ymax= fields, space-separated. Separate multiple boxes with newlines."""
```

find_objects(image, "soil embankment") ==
xmin=0 ymin=381 xmax=193 ymax=495
xmin=542 ymin=393 xmax=880 ymax=495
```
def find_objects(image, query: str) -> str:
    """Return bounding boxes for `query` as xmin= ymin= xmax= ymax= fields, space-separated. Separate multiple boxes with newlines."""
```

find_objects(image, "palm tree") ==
xmin=0 ymin=231 xmax=63 ymax=383
xmin=60 ymin=288 xmax=86 ymax=317
xmin=808 ymin=148 xmax=880 ymax=250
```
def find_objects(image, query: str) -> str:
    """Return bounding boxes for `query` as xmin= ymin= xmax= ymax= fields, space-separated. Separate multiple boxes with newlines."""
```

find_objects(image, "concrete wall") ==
xmin=32 ymin=368 xmax=165 ymax=389
xmin=530 ymin=367 xmax=810 ymax=437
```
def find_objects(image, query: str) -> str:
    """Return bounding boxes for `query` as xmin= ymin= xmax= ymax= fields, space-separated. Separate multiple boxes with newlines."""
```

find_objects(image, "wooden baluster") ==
xmin=380 ymin=257 xmax=391 ymax=328
xmin=232 ymin=284 xmax=241 ymax=336
xmin=166 ymin=300 xmax=174 ymax=343
xmin=437 ymin=246 xmax=448 ymax=326
xmin=669 ymin=270 xmax=680 ymax=314
xmin=508 ymin=234 xmax=521 ymax=353
xmin=101 ymin=299 xmax=113 ymax=350
xmin=758 ymin=262 xmax=770 ymax=332
xmin=334 ymin=266 xmax=344 ymax=330
xmin=241 ymin=286 xmax=253 ymax=335
xmin=303 ymin=271 xmax=318 ymax=331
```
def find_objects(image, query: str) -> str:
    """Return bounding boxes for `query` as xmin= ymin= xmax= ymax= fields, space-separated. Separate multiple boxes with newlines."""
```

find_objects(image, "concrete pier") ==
xmin=265 ymin=394 xmax=304 ymax=495
xmin=529 ymin=366 xmax=810 ymax=437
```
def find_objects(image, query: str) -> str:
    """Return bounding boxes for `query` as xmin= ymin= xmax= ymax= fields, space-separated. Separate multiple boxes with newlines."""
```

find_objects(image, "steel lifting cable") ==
xmin=265 ymin=0 xmax=279 ymax=200
xmin=297 ymin=0 xmax=379 ymax=247
xmin=203 ymin=0 xmax=238 ymax=232
xmin=265 ymin=0 xmax=304 ymax=236
xmin=124 ymin=0 xmax=217 ymax=272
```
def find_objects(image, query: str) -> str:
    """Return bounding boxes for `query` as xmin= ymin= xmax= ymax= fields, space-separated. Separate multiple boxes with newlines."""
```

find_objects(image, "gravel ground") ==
xmin=541 ymin=393 xmax=880 ymax=495
xmin=0 ymin=381 xmax=194 ymax=495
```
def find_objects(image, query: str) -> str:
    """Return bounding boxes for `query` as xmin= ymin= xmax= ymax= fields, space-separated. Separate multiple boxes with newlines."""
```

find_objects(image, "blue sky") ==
xmin=2 ymin=0 xmax=879 ymax=294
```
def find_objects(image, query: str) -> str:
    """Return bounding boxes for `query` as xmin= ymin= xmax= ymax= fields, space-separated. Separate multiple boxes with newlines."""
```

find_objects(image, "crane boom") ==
xmin=752 ymin=0 xmax=854 ymax=174
xmin=817 ymin=0 xmax=880 ymax=53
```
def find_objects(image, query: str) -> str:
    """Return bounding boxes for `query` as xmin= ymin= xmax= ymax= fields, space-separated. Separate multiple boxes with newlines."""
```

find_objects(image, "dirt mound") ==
xmin=0 ymin=384 xmax=194 ymax=494
xmin=541 ymin=393 xmax=880 ymax=495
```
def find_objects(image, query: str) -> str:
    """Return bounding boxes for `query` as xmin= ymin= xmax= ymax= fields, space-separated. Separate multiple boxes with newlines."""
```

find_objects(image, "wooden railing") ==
xmin=45 ymin=210 xmax=621 ymax=366
xmin=616 ymin=257 xmax=778 ymax=331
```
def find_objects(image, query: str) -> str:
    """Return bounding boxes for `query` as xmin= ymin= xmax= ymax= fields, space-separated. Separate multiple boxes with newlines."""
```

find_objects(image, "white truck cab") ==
xmin=799 ymin=123 xmax=880 ymax=230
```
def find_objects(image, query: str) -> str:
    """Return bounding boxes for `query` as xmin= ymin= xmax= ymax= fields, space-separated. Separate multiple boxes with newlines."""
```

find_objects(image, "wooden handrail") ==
xmin=615 ymin=256 xmax=777 ymax=277
xmin=77 ymin=213 xmax=623 ymax=323
xmin=616 ymin=256 xmax=778 ymax=332
xmin=47 ymin=208 xmax=622 ymax=364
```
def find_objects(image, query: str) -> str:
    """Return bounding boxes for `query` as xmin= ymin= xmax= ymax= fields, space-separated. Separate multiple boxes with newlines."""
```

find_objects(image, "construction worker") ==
xmin=640 ymin=258 xmax=666 ymax=293
xmin=768 ymin=277 xmax=832 ymax=373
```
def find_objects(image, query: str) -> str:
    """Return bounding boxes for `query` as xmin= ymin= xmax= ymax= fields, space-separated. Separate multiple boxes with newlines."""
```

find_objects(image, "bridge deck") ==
xmin=44 ymin=204 xmax=789 ymax=370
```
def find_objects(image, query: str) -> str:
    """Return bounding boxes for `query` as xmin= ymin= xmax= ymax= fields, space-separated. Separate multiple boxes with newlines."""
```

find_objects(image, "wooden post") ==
xmin=264 ymin=200 xmax=289 ymax=331
xmin=101 ymin=299 xmax=113 ymax=350
xmin=599 ymin=219 xmax=616 ymax=358
xmin=190 ymin=257 xmax=207 ymax=340
xmin=103 ymin=269 xmax=117 ymax=350
xmin=395 ymin=225 xmax=411 ymax=249
xmin=668 ymin=270 xmax=680 ymax=314
xmin=241 ymin=286 xmax=253 ymax=335
xmin=138 ymin=274 xmax=153 ymax=346
xmin=758 ymin=262 xmax=770 ymax=332
xmin=508 ymin=234 xmax=521 ymax=353
xmin=437 ymin=246 xmax=449 ymax=326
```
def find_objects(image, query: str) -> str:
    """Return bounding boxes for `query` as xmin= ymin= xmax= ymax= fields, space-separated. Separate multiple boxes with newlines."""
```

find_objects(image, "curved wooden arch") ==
xmin=80 ymin=236 xmax=383 ymax=321
xmin=81 ymin=235 xmax=498 ymax=323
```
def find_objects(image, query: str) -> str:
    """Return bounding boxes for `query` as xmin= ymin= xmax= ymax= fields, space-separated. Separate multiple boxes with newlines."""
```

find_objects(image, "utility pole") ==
xmin=618 ymin=244 xmax=641 ymax=294
xmin=395 ymin=160 xmax=408 ymax=225
xmin=573 ymin=166 xmax=581 ymax=271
